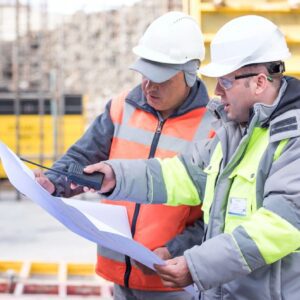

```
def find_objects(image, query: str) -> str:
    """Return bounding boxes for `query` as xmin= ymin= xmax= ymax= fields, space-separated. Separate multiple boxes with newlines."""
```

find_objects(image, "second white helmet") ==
xmin=199 ymin=15 xmax=291 ymax=77
xmin=133 ymin=11 xmax=205 ymax=64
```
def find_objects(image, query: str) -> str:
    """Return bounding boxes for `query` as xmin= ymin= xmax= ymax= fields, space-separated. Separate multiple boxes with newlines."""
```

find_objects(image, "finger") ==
xmin=82 ymin=186 xmax=96 ymax=193
xmin=160 ymin=278 xmax=177 ymax=288
xmin=34 ymin=169 xmax=44 ymax=177
xmin=35 ymin=176 xmax=55 ymax=194
xmin=156 ymin=271 xmax=176 ymax=282
xmin=154 ymin=264 xmax=172 ymax=273
xmin=153 ymin=247 xmax=171 ymax=260
xmin=36 ymin=177 xmax=49 ymax=186
xmin=154 ymin=264 xmax=164 ymax=271
xmin=83 ymin=163 xmax=102 ymax=174
xmin=70 ymin=183 xmax=79 ymax=190
xmin=35 ymin=177 xmax=44 ymax=185
xmin=156 ymin=271 xmax=175 ymax=281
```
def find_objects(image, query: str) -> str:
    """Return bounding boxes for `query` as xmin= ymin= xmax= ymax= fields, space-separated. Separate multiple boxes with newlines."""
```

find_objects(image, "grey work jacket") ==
xmin=105 ymin=77 xmax=300 ymax=300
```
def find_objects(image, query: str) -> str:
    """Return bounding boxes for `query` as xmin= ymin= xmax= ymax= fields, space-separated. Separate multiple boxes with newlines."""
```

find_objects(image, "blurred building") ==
xmin=0 ymin=0 xmax=182 ymax=122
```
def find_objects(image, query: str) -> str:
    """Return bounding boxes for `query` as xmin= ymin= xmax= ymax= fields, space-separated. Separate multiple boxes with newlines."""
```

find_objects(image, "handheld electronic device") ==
xmin=20 ymin=158 xmax=104 ymax=190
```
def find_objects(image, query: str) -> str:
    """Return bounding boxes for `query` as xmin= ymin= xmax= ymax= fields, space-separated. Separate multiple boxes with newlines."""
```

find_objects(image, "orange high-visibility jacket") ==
xmin=96 ymin=86 xmax=212 ymax=291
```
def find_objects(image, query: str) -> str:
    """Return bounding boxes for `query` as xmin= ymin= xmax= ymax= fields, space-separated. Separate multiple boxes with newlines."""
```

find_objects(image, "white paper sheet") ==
xmin=0 ymin=141 xmax=197 ymax=296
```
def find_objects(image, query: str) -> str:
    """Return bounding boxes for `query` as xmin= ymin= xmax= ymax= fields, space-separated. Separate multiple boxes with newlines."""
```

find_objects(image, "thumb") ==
xmin=83 ymin=162 xmax=105 ymax=174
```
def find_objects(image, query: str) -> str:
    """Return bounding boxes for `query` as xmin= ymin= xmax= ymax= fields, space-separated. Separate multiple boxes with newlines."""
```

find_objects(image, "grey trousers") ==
xmin=113 ymin=284 xmax=197 ymax=300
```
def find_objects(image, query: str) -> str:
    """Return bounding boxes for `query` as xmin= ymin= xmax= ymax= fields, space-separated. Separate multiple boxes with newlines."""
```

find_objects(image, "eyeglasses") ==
xmin=218 ymin=73 xmax=261 ymax=90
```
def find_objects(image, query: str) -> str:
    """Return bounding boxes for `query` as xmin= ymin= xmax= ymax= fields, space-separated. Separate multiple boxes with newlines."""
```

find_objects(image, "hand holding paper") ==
xmin=0 ymin=141 xmax=161 ymax=268
xmin=0 ymin=141 xmax=197 ymax=296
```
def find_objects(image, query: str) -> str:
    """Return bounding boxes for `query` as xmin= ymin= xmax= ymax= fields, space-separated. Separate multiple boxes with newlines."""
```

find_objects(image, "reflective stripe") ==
xmin=122 ymin=101 xmax=135 ymax=124
xmin=265 ymin=195 xmax=300 ymax=230
xmin=241 ymin=208 xmax=300 ymax=264
xmin=194 ymin=110 xmax=214 ymax=142
xmin=273 ymin=138 xmax=288 ymax=160
xmin=158 ymin=135 xmax=191 ymax=152
xmin=147 ymin=158 xmax=168 ymax=204
xmin=97 ymin=245 xmax=125 ymax=263
xmin=232 ymin=225 xmax=265 ymax=270
xmin=159 ymin=156 xmax=200 ymax=206
xmin=113 ymin=123 xmax=191 ymax=152
xmin=114 ymin=102 xmax=211 ymax=152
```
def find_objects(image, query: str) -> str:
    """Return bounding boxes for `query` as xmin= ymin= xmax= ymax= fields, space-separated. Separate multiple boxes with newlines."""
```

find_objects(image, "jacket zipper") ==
xmin=124 ymin=118 xmax=165 ymax=288
xmin=148 ymin=119 xmax=164 ymax=158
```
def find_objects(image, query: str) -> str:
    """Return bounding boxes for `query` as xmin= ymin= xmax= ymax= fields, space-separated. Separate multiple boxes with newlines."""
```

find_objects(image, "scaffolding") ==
xmin=0 ymin=260 xmax=113 ymax=298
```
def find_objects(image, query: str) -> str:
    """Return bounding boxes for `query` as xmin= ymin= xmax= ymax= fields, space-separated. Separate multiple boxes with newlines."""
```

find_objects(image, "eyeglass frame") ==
xmin=217 ymin=72 xmax=273 ymax=90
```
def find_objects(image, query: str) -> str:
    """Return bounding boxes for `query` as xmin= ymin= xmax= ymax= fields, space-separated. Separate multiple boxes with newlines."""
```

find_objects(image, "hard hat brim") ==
xmin=130 ymin=58 xmax=181 ymax=83
xmin=199 ymin=62 xmax=238 ymax=78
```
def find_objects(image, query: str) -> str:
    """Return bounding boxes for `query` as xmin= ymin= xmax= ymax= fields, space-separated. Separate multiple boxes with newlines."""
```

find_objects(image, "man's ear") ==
xmin=255 ymin=73 xmax=268 ymax=95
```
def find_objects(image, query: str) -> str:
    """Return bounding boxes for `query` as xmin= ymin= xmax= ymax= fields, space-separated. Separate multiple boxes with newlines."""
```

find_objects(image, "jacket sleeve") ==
xmin=47 ymin=100 xmax=114 ymax=197
xmin=184 ymin=137 xmax=300 ymax=291
xmin=166 ymin=219 xmax=204 ymax=257
xmin=105 ymin=138 xmax=212 ymax=205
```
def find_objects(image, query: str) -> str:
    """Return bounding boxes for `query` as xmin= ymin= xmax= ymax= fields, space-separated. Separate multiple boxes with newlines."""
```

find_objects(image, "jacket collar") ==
xmin=267 ymin=76 xmax=300 ymax=124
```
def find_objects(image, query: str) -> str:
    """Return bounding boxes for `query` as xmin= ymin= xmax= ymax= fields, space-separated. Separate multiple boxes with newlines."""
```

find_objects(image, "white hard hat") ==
xmin=199 ymin=15 xmax=291 ymax=77
xmin=133 ymin=11 xmax=205 ymax=64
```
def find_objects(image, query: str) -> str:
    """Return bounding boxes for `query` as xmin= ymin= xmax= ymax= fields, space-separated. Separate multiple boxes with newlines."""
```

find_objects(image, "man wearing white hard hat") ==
xmin=92 ymin=15 xmax=300 ymax=299
xmin=35 ymin=11 xmax=212 ymax=300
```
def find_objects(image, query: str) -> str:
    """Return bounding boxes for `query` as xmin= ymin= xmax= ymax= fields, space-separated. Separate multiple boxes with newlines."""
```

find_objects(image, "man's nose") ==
xmin=144 ymin=78 xmax=159 ymax=89
xmin=215 ymin=80 xmax=225 ymax=96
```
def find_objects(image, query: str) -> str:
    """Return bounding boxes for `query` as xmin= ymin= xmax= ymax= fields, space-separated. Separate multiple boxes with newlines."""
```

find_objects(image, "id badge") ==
xmin=228 ymin=197 xmax=247 ymax=216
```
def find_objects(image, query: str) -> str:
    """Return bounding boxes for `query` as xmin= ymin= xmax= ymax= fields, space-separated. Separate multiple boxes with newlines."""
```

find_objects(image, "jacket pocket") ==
xmin=224 ymin=169 xmax=256 ymax=233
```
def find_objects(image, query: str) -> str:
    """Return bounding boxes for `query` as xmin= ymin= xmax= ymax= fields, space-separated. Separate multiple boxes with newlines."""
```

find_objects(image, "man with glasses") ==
xmin=214 ymin=61 xmax=285 ymax=123
xmin=90 ymin=15 xmax=300 ymax=300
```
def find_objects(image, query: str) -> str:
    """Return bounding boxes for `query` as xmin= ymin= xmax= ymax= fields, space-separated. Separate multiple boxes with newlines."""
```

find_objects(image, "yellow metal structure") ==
xmin=183 ymin=0 xmax=300 ymax=95
xmin=0 ymin=93 xmax=86 ymax=178
xmin=0 ymin=260 xmax=113 ymax=298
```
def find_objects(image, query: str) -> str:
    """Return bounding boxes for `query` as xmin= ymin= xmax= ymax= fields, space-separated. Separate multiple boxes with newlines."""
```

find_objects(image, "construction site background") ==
xmin=0 ymin=0 xmax=182 ymax=123
xmin=1 ymin=0 xmax=300 ymax=298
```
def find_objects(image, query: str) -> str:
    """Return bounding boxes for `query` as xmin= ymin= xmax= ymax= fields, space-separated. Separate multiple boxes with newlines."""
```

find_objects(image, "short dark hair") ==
xmin=243 ymin=61 xmax=285 ymax=75
xmin=264 ymin=61 xmax=285 ymax=75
